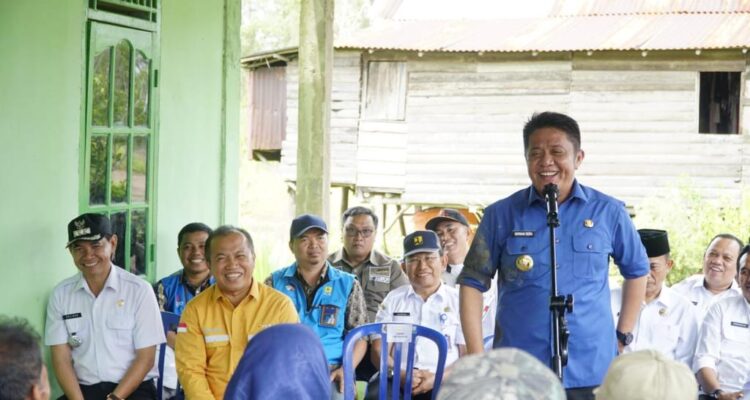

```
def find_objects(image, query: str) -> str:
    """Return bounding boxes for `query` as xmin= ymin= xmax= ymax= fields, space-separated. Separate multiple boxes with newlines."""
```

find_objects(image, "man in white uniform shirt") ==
xmin=426 ymin=209 xmax=496 ymax=349
xmin=694 ymin=245 xmax=750 ymax=400
xmin=672 ymin=234 xmax=743 ymax=322
xmin=45 ymin=213 xmax=165 ymax=400
xmin=610 ymin=229 xmax=698 ymax=366
xmin=370 ymin=230 xmax=466 ymax=400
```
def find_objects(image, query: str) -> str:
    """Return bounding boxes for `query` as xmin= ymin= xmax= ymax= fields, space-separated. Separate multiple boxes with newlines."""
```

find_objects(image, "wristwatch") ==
xmin=711 ymin=389 xmax=724 ymax=398
xmin=616 ymin=330 xmax=633 ymax=346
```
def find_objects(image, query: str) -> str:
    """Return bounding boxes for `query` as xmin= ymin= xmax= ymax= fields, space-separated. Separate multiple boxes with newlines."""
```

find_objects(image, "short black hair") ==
xmin=523 ymin=111 xmax=582 ymax=152
xmin=342 ymin=206 xmax=379 ymax=227
xmin=706 ymin=233 xmax=744 ymax=258
xmin=205 ymin=225 xmax=255 ymax=262
xmin=0 ymin=317 xmax=43 ymax=399
xmin=177 ymin=222 xmax=213 ymax=246
xmin=738 ymin=244 xmax=750 ymax=273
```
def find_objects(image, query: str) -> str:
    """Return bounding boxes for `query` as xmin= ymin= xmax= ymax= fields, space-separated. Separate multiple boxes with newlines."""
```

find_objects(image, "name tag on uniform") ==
xmin=731 ymin=321 xmax=749 ymax=328
xmin=369 ymin=267 xmax=391 ymax=284
xmin=512 ymin=231 xmax=534 ymax=237
xmin=63 ymin=313 xmax=82 ymax=320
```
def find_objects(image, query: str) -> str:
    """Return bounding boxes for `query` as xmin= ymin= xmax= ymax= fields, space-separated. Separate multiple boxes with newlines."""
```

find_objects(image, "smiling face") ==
xmin=702 ymin=237 xmax=741 ymax=293
xmin=209 ymin=232 xmax=255 ymax=300
xmin=69 ymin=236 xmax=117 ymax=279
xmin=433 ymin=220 xmax=470 ymax=265
xmin=739 ymin=253 xmax=750 ymax=302
xmin=291 ymin=228 xmax=329 ymax=270
xmin=525 ymin=127 xmax=584 ymax=204
xmin=405 ymin=250 xmax=445 ymax=297
xmin=178 ymin=231 xmax=209 ymax=275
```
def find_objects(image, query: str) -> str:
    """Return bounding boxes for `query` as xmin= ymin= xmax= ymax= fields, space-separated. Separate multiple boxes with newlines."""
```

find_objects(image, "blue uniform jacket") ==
xmin=271 ymin=262 xmax=356 ymax=366
xmin=154 ymin=270 xmax=215 ymax=315
xmin=458 ymin=180 xmax=649 ymax=388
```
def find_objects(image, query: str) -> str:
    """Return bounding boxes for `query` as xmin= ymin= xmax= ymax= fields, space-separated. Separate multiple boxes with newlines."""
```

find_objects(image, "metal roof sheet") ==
xmin=336 ymin=14 xmax=750 ymax=52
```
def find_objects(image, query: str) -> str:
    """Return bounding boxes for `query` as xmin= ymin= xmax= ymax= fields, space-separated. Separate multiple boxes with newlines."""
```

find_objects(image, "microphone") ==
xmin=544 ymin=183 xmax=559 ymax=218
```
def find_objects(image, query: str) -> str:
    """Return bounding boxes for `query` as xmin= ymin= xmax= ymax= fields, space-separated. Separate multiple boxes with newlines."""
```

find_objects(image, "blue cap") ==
xmin=290 ymin=214 xmax=328 ymax=239
xmin=403 ymin=230 xmax=441 ymax=258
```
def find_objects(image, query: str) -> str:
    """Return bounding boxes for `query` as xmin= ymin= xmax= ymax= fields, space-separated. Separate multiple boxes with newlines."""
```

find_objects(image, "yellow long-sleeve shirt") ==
xmin=175 ymin=281 xmax=299 ymax=399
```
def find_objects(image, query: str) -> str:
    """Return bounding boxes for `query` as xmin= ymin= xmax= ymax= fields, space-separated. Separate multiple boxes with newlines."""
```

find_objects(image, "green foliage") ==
xmin=632 ymin=179 xmax=750 ymax=285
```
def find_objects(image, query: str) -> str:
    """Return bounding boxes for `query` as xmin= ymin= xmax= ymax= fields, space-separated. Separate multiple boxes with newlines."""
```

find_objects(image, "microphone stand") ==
xmin=544 ymin=184 xmax=574 ymax=381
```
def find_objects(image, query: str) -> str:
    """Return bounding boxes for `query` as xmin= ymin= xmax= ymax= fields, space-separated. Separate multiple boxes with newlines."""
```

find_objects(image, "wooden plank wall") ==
xmin=281 ymin=51 xmax=362 ymax=185
xmin=281 ymin=49 xmax=749 ymax=209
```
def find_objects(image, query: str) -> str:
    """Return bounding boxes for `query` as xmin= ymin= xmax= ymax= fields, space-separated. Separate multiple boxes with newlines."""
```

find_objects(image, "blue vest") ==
xmin=154 ymin=270 xmax=215 ymax=315
xmin=271 ymin=262 xmax=355 ymax=366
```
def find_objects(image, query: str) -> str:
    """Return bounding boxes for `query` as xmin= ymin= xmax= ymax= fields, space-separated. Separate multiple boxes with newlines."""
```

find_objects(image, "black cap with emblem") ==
xmin=66 ymin=213 xmax=113 ymax=248
xmin=637 ymin=229 xmax=670 ymax=258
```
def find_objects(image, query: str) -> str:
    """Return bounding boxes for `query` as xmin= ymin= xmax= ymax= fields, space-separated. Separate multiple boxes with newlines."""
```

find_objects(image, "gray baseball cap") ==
xmin=437 ymin=348 xmax=566 ymax=400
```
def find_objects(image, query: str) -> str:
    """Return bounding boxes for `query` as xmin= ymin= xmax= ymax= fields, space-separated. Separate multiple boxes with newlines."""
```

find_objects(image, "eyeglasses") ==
xmin=344 ymin=227 xmax=375 ymax=238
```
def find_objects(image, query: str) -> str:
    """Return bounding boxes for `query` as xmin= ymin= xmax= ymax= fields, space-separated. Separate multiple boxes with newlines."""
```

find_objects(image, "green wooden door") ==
xmin=82 ymin=21 xmax=157 ymax=280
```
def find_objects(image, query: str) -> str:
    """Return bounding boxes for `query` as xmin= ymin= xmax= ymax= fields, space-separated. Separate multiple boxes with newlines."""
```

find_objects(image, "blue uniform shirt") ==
xmin=155 ymin=270 xmax=215 ymax=315
xmin=457 ymin=180 xmax=649 ymax=388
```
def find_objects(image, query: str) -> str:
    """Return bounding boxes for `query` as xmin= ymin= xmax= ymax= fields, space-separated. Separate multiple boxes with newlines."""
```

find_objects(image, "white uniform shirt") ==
xmin=672 ymin=274 xmax=741 ymax=322
xmin=610 ymin=285 xmax=699 ymax=366
xmin=374 ymin=283 xmax=465 ymax=372
xmin=45 ymin=265 xmax=165 ymax=385
xmin=694 ymin=295 xmax=750 ymax=393
xmin=444 ymin=263 xmax=497 ymax=349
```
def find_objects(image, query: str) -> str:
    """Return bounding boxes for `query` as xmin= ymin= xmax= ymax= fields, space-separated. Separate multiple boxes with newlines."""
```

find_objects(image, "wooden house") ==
xmin=242 ymin=0 xmax=750 ymax=225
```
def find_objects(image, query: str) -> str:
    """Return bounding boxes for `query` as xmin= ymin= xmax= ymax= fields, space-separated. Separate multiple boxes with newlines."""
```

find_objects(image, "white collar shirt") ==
xmin=694 ymin=295 xmax=750 ymax=393
xmin=671 ymin=274 xmax=741 ymax=323
xmin=374 ymin=283 xmax=465 ymax=372
xmin=445 ymin=263 xmax=497 ymax=348
xmin=45 ymin=265 xmax=166 ymax=385
xmin=610 ymin=285 xmax=699 ymax=366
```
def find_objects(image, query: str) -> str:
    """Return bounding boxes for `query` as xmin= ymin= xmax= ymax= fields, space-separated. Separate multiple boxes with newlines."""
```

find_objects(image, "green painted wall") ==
xmin=0 ymin=0 xmax=240 ymax=395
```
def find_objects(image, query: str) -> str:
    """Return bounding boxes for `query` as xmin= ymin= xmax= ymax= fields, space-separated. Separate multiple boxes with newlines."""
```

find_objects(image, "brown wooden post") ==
xmin=296 ymin=0 xmax=333 ymax=220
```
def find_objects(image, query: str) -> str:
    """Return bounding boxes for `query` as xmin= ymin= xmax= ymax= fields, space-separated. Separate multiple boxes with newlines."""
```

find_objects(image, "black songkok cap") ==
xmin=638 ymin=229 xmax=670 ymax=258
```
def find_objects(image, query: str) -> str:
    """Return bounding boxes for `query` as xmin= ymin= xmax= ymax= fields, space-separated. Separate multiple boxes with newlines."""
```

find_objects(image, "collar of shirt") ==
xmin=211 ymin=279 xmax=260 ymax=305
xmin=687 ymin=274 xmax=741 ymax=292
xmin=73 ymin=263 xmax=120 ymax=295
xmin=331 ymin=248 xmax=391 ymax=270
xmin=526 ymin=179 xmax=589 ymax=207
xmin=648 ymin=284 xmax=677 ymax=310
xmin=180 ymin=271 xmax=213 ymax=294
xmin=406 ymin=282 xmax=447 ymax=303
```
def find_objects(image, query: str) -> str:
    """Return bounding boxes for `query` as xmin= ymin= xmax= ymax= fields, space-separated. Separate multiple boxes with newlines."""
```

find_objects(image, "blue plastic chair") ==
xmin=342 ymin=322 xmax=448 ymax=400
xmin=157 ymin=311 xmax=181 ymax=400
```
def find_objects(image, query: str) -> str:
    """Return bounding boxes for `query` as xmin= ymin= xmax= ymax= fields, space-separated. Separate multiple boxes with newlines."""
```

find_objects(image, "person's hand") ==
xmin=330 ymin=367 xmax=344 ymax=394
xmin=411 ymin=369 xmax=435 ymax=395
xmin=717 ymin=391 xmax=743 ymax=400
xmin=617 ymin=341 xmax=624 ymax=354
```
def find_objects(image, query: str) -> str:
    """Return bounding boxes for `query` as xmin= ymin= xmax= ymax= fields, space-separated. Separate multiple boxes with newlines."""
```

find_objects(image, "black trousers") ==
xmin=566 ymin=386 xmax=596 ymax=400
xmin=58 ymin=380 xmax=156 ymax=400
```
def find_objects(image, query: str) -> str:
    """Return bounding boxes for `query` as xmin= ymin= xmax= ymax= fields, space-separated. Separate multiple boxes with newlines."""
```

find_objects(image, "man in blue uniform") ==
xmin=267 ymin=214 xmax=368 ymax=400
xmin=153 ymin=222 xmax=214 ymax=398
xmin=457 ymin=112 xmax=649 ymax=400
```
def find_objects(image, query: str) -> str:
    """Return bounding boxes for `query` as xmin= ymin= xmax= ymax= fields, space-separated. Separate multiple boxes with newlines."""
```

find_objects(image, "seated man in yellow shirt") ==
xmin=176 ymin=225 xmax=299 ymax=399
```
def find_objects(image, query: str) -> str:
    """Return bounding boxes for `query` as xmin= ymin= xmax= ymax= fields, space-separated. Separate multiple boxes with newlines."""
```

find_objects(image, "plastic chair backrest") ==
xmin=342 ymin=322 xmax=448 ymax=400
xmin=157 ymin=311 xmax=180 ymax=400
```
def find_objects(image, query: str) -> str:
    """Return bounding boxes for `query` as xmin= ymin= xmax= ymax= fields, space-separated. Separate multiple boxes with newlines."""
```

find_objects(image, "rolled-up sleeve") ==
xmin=611 ymin=204 xmax=649 ymax=279
xmin=693 ymin=302 xmax=722 ymax=373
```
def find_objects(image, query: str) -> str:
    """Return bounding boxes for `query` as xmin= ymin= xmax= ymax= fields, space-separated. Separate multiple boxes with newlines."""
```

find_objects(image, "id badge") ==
xmin=319 ymin=305 xmax=339 ymax=327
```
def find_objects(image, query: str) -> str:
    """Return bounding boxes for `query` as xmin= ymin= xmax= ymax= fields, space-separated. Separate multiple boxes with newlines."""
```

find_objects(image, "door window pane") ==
xmin=134 ymin=51 xmax=150 ymax=127
xmin=131 ymin=209 xmax=147 ymax=276
xmin=132 ymin=136 xmax=148 ymax=202
xmin=89 ymin=135 xmax=108 ymax=205
xmin=111 ymin=136 xmax=128 ymax=203
xmin=114 ymin=40 xmax=132 ymax=127
xmin=92 ymin=49 xmax=111 ymax=127
xmin=110 ymin=211 xmax=127 ymax=270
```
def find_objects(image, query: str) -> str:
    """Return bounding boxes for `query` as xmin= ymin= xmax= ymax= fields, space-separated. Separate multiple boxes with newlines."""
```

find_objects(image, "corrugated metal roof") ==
xmin=549 ymin=0 xmax=750 ymax=16
xmin=336 ymin=13 xmax=750 ymax=52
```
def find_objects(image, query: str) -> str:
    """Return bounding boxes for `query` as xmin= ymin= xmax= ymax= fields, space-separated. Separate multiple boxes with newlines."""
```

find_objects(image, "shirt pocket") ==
xmin=572 ymin=228 xmax=612 ymax=280
xmin=651 ymin=322 xmax=679 ymax=356
xmin=500 ymin=236 xmax=548 ymax=285
xmin=721 ymin=319 xmax=750 ymax=356
xmin=64 ymin=314 xmax=90 ymax=345
xmin=106 ymin=314 xmax=135 ymax=348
